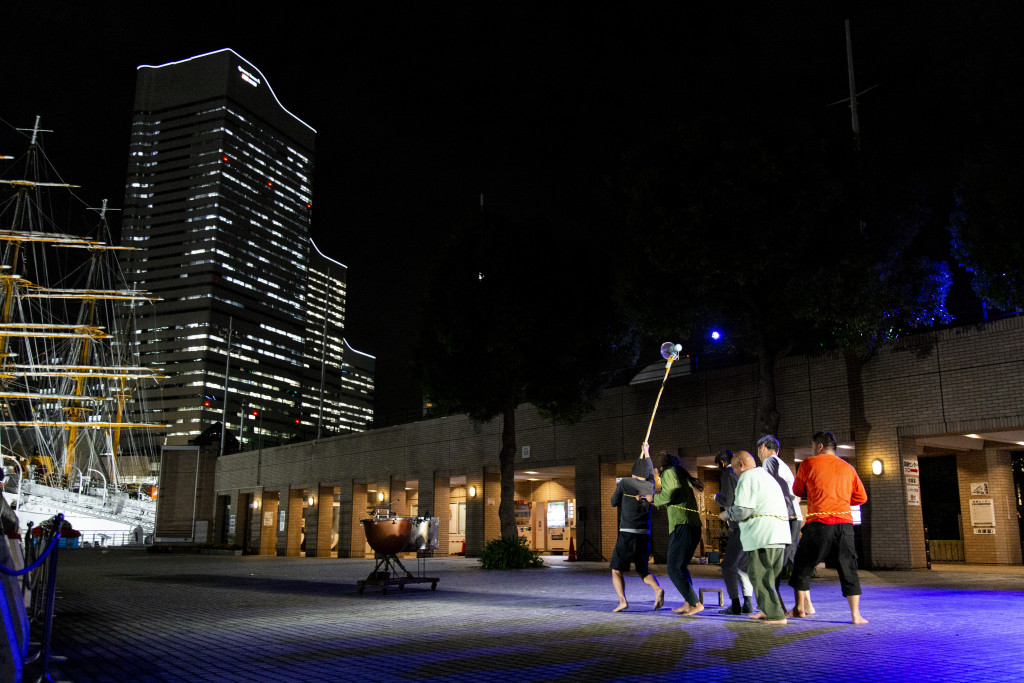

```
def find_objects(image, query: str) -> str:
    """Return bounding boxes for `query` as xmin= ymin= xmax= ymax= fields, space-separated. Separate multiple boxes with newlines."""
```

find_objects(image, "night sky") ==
xmin=2 ymin=2 xmax=1019 ymax=422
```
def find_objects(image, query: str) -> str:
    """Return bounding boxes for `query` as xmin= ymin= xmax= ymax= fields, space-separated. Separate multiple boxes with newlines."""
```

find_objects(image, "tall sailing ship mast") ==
xmin=0 ymin=117 xmax=166 ymax=536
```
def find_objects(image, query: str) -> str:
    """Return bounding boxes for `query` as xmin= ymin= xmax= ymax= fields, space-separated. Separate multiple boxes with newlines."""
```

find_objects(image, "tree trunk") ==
xmin=755 ymin=343 xmax=781 ymax=439
xmin=499 ymin=400 xmax=518 ymax=541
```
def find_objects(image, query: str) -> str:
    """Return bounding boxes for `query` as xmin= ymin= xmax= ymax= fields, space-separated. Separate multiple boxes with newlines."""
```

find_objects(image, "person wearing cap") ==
xmin=610 ymin=443 xmax=664 ymax=612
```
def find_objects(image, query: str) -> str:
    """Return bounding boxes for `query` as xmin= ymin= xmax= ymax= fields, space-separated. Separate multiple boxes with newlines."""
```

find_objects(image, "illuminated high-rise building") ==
xmin=302 ymin=240 xmax=375 ymax=436
xmin=121 ymin=48 xmax=373 ymax=448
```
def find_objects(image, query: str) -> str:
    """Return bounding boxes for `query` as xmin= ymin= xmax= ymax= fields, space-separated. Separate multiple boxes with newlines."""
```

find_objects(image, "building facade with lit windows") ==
xmin=121 ymin=49 xmax=373 ymax=450
xmin=301 ymin=240 xmax=375 ymax=437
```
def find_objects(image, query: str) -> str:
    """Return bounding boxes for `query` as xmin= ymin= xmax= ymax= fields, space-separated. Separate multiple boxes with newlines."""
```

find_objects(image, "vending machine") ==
xmin=515 ymin=501 xmax=534 ymax=548
xmin=546 ymin=501 xmax=570 ymax=552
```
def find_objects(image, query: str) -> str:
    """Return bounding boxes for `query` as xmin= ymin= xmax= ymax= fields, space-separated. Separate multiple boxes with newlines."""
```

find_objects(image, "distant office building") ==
xmin=121 ymin=48 xmax=373 ymax=448
xmin=302 ymin=240 xmax=375 ymax=436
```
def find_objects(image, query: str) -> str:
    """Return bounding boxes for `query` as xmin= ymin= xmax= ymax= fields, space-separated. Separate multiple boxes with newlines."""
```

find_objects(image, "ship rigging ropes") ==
xmin=0 ymin=116 xmax=165 ymax=491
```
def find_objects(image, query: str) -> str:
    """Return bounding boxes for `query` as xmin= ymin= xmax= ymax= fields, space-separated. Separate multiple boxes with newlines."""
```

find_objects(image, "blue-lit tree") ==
xmin=620 ymin=118 xmax=951 ymax=438
xmin=948 ymin=131 xmax=1024 ymax=314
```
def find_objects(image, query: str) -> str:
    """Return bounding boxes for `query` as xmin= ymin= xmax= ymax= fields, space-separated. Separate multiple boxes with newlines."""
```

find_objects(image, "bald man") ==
xmin=718 ymin=451 xmax=791 ymax=624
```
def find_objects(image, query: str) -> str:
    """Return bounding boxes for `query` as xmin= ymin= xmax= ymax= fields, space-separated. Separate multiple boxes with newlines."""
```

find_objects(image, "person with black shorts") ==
xmin=610 ymin=446 xmax=664 ymax=612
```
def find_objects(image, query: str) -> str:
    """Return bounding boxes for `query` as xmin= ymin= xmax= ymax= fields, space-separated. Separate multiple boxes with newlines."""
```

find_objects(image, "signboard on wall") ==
xmin=279 ymin=510 xmax=286 ymax=532
xmin=969 ymin=498 xmax=996 ymax=528
xmin=971 ymin=482 xmax=990 ymax=495
xmin=906 ymin=486 xmax=921 ymax=505
xmin=903 ymin=458 xmax=919 ymax=476
xmin=263 ymin=511 xmax=274 ymax=527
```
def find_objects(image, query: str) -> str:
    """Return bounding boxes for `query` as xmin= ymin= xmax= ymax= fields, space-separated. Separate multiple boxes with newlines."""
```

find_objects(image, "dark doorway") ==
xmin=919 ymin=454 xmax=964 ymax=561
xmin=217 ymin=495 xmax=231 ymax=544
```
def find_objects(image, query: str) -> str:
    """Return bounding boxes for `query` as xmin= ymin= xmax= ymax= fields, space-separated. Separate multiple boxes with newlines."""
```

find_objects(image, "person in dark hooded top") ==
xmin=610 ymin=444 xmax=665 ymax=612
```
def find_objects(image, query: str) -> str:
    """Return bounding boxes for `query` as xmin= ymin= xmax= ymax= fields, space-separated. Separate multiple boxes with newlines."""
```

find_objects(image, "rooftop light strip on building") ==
xmin=136 ymin=48 xmax=317 ymax=135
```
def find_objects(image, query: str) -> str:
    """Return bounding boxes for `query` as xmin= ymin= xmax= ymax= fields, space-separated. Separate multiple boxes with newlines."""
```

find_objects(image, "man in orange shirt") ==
xmin=787 ymin=431 xmax=869 ymax=624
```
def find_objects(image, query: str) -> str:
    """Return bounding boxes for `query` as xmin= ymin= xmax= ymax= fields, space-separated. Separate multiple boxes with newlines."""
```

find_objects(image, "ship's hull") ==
xmin=14 ymin=482 xmax=155 ymax=545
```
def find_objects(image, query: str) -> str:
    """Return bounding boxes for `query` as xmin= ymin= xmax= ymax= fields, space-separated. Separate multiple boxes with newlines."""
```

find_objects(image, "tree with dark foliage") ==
xmin=420 ymin=207 xmax=629 ymax=542
xmin=620 ymin=118 xmax=951 ymax=439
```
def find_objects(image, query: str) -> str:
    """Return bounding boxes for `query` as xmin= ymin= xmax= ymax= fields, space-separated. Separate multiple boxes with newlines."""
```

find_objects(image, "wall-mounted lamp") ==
xmin=252 ymin=498 xmax=261 ymax=510
xmin=871 ymin=459 xmax=883 ymax=476
xmin=377 ymin=491 xmax=385 ymax=502
xmin=469 ymin=485 xmax=477 ymax=498
xmin=308 ymin=494 xmax=315 ymax=506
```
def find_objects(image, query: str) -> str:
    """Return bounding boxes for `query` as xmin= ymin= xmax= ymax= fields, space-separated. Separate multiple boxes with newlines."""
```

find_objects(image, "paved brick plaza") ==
xmin=45 ymin=550 xmax=1024 ymax=682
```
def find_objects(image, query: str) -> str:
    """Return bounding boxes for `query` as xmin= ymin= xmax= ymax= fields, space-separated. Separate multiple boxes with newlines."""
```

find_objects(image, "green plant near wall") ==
xmin=479 ymin=537 xmax=545 ymax=570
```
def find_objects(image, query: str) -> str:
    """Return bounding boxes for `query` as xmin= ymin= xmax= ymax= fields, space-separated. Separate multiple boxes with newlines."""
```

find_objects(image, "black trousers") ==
xmin=788 ymin=522 xmax=861 ymax=596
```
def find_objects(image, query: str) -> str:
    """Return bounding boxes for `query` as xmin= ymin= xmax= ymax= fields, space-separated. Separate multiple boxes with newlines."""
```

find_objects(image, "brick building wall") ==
xmin=197 ymin=317 xmax=1024 ymax=568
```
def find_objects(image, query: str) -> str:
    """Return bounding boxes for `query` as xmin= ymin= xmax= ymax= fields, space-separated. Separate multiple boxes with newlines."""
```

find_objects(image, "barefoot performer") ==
xmin=651 ymin=448 xmax=706 ymax=616
xmin=610 ymin=446 xmax=664 ymax=612
xmin=718 ymin=451 xmax=791 ymax=625
xmin=756 ymin=434 xmax=803 ymax=614
xmin=787 ymin=431 xmax=869 ymax=625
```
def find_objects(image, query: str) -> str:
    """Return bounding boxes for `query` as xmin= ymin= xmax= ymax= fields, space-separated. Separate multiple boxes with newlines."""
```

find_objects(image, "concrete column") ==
xmin=861 ymin=434 xmax=922 ymax=569
xmin=259 ymin=490 xmax=279 ymax=555
xmin=960 ymin=448 xmax=1023 ymax=565
xmin=484 ymin=470 xmax=501 ymax=545
xmin=984 ymin=448 xmax=1022 ymax=565
xmin=315 ymin=485 xmax=336 ymax=557
xmin=415 ymin=474 xmax=435 ymax=519
xmin=432 ymin=475 xmax=451 ymax=554
xmin=389 ymin=477 xmax=409 ymax=516
xmin=348 ymin=482 xmax=368 ymax=558
xmin=283 ymin=487 xmax=305 ymax=557
xmin=464 ymin=468 xmax=486 ymax=556
xmin=573 ymin=451 xmax=608 ymax=561
xmin=599 ymin=460 xmax=619 ymax=562
xmin=303 ymin=488 xmax=320 ymax=557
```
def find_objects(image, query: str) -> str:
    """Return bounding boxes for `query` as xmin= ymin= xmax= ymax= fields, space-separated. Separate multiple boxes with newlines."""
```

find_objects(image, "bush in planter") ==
xmin=479 ymin=537 xmax=545 ymax=570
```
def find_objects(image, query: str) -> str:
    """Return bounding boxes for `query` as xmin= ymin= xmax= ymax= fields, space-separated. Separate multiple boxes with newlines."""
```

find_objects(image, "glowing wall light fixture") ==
xmin=252 ymin=498 xmax=261 ymax=510
xmin=871 ymin=459 xmax=884 ymax=476
xmin=377 ymin=491 xmax=385 ymax=502
xmin=308 ymin=494 xmax=315 ymax=506
xmin=469 ymin=486 xmax=477 ymax=498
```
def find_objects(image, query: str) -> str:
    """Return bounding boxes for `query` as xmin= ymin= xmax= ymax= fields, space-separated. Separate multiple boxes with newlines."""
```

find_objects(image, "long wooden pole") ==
xmin=643 ymin=357 xmax=676 ymax=445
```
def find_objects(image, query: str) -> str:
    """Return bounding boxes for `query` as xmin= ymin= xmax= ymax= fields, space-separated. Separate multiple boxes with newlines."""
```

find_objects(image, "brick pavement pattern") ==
xmin=45 ymin=551 xmax=1024 ymax=682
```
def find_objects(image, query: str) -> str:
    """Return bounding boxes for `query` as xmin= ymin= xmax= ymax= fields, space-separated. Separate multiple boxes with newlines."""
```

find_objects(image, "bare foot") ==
xmin=785 ymin=608 xmax=806 ymax=618
xmin=681 ymin=602 xmax=704 ymax=616
xmin=653 ymin=589 xmax=665 ymax=610
xmin=852 ymin=615 xmax=869 ymax=625
xmin=762 ymin=618 xmax=788 ymax=625
xmin=612 ymin=602 xmax=628 ymax=613
xmin=671 ymin=605 xmax=689 ymax=613
xmin=747 ymin=611 xmax=765 ymax=620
